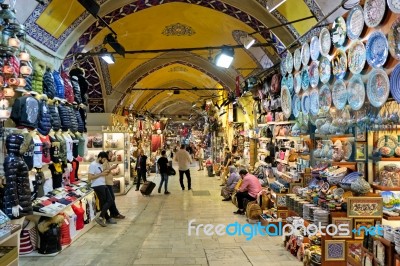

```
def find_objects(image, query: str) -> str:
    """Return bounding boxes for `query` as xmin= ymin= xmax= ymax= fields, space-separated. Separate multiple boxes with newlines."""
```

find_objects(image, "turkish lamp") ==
xmin=215 ymin=46 xmax=234 ymax=68
xmin=243 ymin=35 xmax=255 ymax=49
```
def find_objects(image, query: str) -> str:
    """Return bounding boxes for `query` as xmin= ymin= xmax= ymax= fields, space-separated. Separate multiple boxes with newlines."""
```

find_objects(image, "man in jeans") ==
xmin=88 ymin=152 xmax=117 ymax=226
xmin=104 ymin=150 xmax=125 ymax=219
xmin=174 ymin=144 xmax=193 ymax=190
xmin=135 ymin=149 xmax=148 ymax=191
xmin=157 ymin=150 xmax=170 ymax=194
xmin=233 ymin=169 xmax=262 ymax=215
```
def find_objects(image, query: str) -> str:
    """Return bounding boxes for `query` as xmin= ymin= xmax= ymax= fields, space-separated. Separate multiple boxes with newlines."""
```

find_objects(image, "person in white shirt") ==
xmin=174 ymin=144 xmax=193 ymax=190
xmin=197 ymin=144 xmax=204 ymax=171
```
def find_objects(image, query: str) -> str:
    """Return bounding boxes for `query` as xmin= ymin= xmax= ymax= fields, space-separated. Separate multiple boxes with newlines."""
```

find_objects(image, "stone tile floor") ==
xmin=20 ymin=164 xmax=302 ymax=266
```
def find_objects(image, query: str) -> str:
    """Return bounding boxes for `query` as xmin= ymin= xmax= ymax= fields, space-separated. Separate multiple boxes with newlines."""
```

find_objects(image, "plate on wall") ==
xmin=309 ymin=89 xmax=319 ymax=116
xmin=346 ymin=5 xmax=364 ymax=40
xmin=343 ymin=141 xmax=353 ymax=161
xmin=281 ymin=75 xmax=287 ymax=88
xmin=367 ymin=68 xmax=390 ymax=107
xmin=319 ymin=56 xmax=331 ymax=84
xmin=332 ymin=79 xmax=348 ymax=110
xmin=310 ymin=36 xmax=320 ymax=61
xmin=292 ymin=94 xmax=301 ymax=118
xmin=294 ymin=72 xmax=301 ymax=94
xmin=347 ymin=74 xmax=366 ymax=111
xmin=332 ymin=49 xmax=347 ymax=80
xmin=281 ymin=85 xmax=292 ymax=119
xmin=366 ymin=31 xmax=388 ymax=68
xmin=388 ymin=17 xmax=400 ymax=61
xmin=348 ymin=39 xmax=366 ymax=74
xmin=319 ymin=27 xmax=331 ymax=57
xmin=301 ymin=67 xmax=310 ymax=91
xmin=281 ymin=58 xmax=287 ymax=75
xmin=389 ymin=63 xmax=400 ymax=103
xmin=301 ymin=42 xmax=310 ymax=67
xmin=286 ymin=51 xmax=293 ymax=73
xmin=331 ymin=16 xmax=347 ymax=47
xmin=364 ymin=0 xmax=386 ymax=28
xmin=319 ymin=84 xmax=331 ymax=113
xmin=287 ymin=73 xmax=294 ymax=94
xmin=301 ymin=91 xmax=310 ymax=115
xmin=388 ymin=0 xmax=400 ymax=13
xmin=294 ymin=48 xmax=302 ymax=71
xmin=309 ymin=61 xmax=319 ymax=88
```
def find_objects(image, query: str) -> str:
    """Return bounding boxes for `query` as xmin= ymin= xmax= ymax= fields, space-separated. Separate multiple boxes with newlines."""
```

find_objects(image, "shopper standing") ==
xmin=175 ymin=144 xmax=193 ymax=190
xmin=104 ymin=150 xmax=125 ymax=219
xmin=88 ymin=152 xmax=117 ymax=226
xmin=197 ymin=144 xmax=204 ymax=171
xmin=157 ymin=150 xmax=170 ymax=194
xmin=135 ymin=149 xmax=148 ymax=191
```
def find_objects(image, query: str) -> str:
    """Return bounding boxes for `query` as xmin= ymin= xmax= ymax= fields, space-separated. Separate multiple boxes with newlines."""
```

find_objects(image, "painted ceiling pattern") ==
xmin=162 ymin=22 xmax=196 ymax=36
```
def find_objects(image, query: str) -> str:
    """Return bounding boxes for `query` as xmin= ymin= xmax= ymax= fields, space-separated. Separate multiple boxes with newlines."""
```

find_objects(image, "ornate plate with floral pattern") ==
xmin=332 ymin=79 xmax=348 ymax=110
xmin=346 ymin=5 xmax=364 ymax=40
xmin=301 ymin=67 xmax=310 ymax=91
xmin=281 ymin=85 xmax=292 ymax=119
xmin=331 ymin=16 xmax=347 ymax=47
xmin=309 ymin=61 xmax=319 ymax=88
xmin=292 ymin=94 xmax=301 ymax=118
xmin=319 ymin=56 xmax=331 ymax=84
xmin=287 ymin=73 xmax=294 ymax=94
xmin=301 ymin=42 xmax=310 ymax=67
xmin=281 ymin=75 xmax=287 ymax=88
xmin=364 ymin=0 xmax=386 ymax=28
xmin=309 ymin=89 xmax=319 ymax=116
xmin=389 ymin=63 xmax=400 ymax=103
xmin=332 ymin=49 xmax=347 ymax=80
xmin=294 ymin=48 xmax=302 ymax=71
xmin=281 ymin=58 xmax=287 ymax=76
xmin=366 ymin=31 xmax=388 ymax=68
xmin=319 ymin=27 xmax=331 ymax=57
xmin=310 ymin=36 xmax=320 ymax=61
xmin=319 ymin=84 xmax=331 ymax=113
xmin=347 ymin=74 xmax=366 ymax=110
xmin=294 ymin=72 xmax=301 ymax=94
xmin=388 ymin=17 xmax=400 ymax=60
xmin=286 ymin=51 xmax=293 ymax=73
xmin=388 ymin=0 xmax=400 ymax=13
xmin=301 ymin=91 xmax=310 ymax=115
xmin=367 ymin=68 xmax=390 ymax=107
xmin=348 ymin=39 xmax=366 ymax=74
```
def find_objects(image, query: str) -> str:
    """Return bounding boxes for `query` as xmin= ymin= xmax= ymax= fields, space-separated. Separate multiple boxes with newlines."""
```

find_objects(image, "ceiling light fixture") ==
xmin=100 ymin=49 xmax=115 ymax=64
xmin=215 ymin=46 xmax=234 ymax=68
xmin=243 ymin=35 xmax=256 ymax=49
xmin=266 ymin=0 xmax=287 ymax=12
xmin=104 ymin=33 xmax=125 ymax=57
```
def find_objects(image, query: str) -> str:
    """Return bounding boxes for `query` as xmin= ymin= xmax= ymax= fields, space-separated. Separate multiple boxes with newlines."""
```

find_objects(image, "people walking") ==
xmin=174 ymin=144 xmax=193 ymax=190
xmin=135 ymin=149 xmax=148 ymax=191
xmin=157 ymin=150 xmax=170 ymax=194
xmin=197 ymin=144 xmax=204 ymax=171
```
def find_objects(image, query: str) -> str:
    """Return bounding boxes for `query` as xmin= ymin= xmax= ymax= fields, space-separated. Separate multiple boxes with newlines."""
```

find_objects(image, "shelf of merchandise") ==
xmin=315 ymin=134 xmax=354 ymax=139
xmin=0 ymin=225 xmax=21 ymax=266
xmin=382 ymin=214 xmax=400 ymax=220
xmin=371 ymin=184 xmax=400 ymax=192
xmin=267 ymin=121 xmax=297 ymax=125
xmin=275 ymin=136 xmax=302 ymax=140
xmin=380 ymin=157 xmax=400 ymax=161
xmin=275 ymin=159 xmax=297 ymax=168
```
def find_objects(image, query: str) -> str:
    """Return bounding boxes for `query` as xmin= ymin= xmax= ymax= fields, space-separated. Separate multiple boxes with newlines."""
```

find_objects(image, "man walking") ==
xmin=197 ymin=144 xmax=204 ymax=171
xmin=157 ymin=150 xmax=170 ymax=194
xmin=175 ymin=144 xmax=193 ymax=190
xmin=135 ymin=149 xmax=148 ymax=191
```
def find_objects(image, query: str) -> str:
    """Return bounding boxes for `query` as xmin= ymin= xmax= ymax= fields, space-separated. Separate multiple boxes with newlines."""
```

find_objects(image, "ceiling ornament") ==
xmin=162 ymin=23 xmax=195 ymax=36
xmin=168 ymin=66 xmax=189 ymax=72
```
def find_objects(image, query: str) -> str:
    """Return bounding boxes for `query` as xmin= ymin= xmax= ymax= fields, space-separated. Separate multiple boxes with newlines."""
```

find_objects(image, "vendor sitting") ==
xmin=233 ymin=169 xmax=262 ymax=215
xmin=221 ymin=166 xmax=240 ymax=201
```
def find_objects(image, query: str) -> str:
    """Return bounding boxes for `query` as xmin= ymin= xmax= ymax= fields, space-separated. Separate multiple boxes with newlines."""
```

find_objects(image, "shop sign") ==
xmin=102 ymin=126 xmax=133 ymax=133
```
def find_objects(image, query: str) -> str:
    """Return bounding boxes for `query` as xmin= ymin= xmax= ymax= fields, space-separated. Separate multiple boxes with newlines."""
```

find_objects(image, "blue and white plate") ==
xmin=310 ymin=36 xmax=320 ymax=61
xmin=281 ymin=85 xmax=292 ymax=119
xmin=390 ymin=63 xmax=400 ymax=103
xmin=348 ymin=74 xmax=366 ymax=110
xmin=301 ymin=42 xmax=310 ymax=67
xmin=292 ymin=94 xmax=301 ymax=118
xmin=388 ymin=17 xmax=400 ymax=61
xmin=301 ymin=67 xmax=310 ymax=91
xmin=287 ymin=73 xmax=294 ymax=93
xmin=286 ymin=51 xmax=293 ymax=73
xmin=331 ymin=16 xmax=347 ymax=47
xmin=332 ymin=79 xmax=348 ymax=110
xmin=294 ymin=48 xmax=302 ymax=71
xmin=367 ymin=68 xmax=390 ymax=107
xmin=366 ymin=31 xmax=388 ymax=68
xmin=346 ymin=5 xmax=364 ymax=40
xmin=301 ymin=91 xmax=310 ymax=115
xmin=348 ymin=40 xmax=366 ymax=74
xmin=281 ymin=75 xmax=287 ymax=88
xmin=319 ymin=56 xmax=331 ymax=84
xmin=332 ymin=49 xmax=347 ymax=80
xmin=388 ymin=0 xmax=400 ymax=13
xmin=308 ymin=61 xmax=319 ymax=88
xmin=281 ymin=58 xmax=287 ymax=75
xmin=309 ymin=89 xmax=319 ymax=116
xmin=319 ymin=84 xmax=331 ymax=113
xmin=294 ymin=72 xmax=302 ymax=94
xmin=319 ymin=27 xmax=331 ymax=57
xmin=364 ymin=0 xmax=386 ymax=28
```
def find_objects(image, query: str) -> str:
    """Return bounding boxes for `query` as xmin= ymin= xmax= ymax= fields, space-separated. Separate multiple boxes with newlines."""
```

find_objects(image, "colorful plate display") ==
xmin=347 ymin=74 xmax=366 ymax=111
xmin=294 ymin=48 xmax=302 ymax=71
xmin=332 ymin=79 xmax=348 ymax=110
xmin=280 ymin=58 xmax=287 ymax=75
xmin=388 ymin=17 xmax=400 ymax=61
xmin=348 ymin=39 xmax=366 ymax=74
xmin=343 ymin=141 xmax=353 ymax=161
xmin=346 ymin=5 xmax=365 ymax=40
xmin=331 ymin=16 xmax=347 ymax=47
xmin=294 ymin=72 xmax=301 ymax=94
xmin=310 ymin=36 xmax=320 ymax=61
xmin=301 ymin=67 xmax=310 ymax=91
xmin=389 ymin=63 xmax=400 ymax=103
xmin=319 ymin=56 xmax=331 ymax=84
xmin=388 ymin=0 xmax=400 ymax=13
xmin=301 ymin=91 xmax=310 ymax=115
xmin=366 ymin=31 xmax=388 ymax=68
xmin=364 ymin=0 xmax=386 ymax=28
xmin=309 ymin=61 xmax=319 ymax=88
xmin=309 ymin=89 xmax=319 ymax=116
xmin=281 ymin=85 xmax=292 ymax=119
xmin=281 ymin=75 xmax=287 ymax=88
xmin=319 ymin=27 xmax=331 ymax=57
xmin=287 ymin=73 xmax=294 ymax=93
xmin=286 ymin=51 xmax=293 ymax=73
xmin=367 ymin=68 xmax=390 ymax=107
xmin=292 ymin=94 xmax=301 ymax=118
xmin=332 ymin=49 xmax=347 ymax=80
xmin=319 ymin=84 xmax=331 ymax=113
xmin=301 ymin=42 xmax=310 ymax=67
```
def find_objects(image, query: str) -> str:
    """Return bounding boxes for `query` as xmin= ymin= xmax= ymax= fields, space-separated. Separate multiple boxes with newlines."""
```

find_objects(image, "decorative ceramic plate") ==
xmin=309 ymin=89 xmax=319 ymax=116
xmin=347 ymin=74 xmax=366 ymax=111
xmin=301 ymin=67 xmax=310 ymax=90
xmin=308 ymin=61 xmax=319 ymax=88
xmin=331 ymin=16 xmax=347 ymax=47
xmin=301 ymin=42 xmax=310 ymax=67
xmin=332 ymin=49 xmax=347 ymax=80
xmin=303 ymin=113 xmax=309 ymax=126
xmin=281 ymin=58 xmax=287 ymax=75
xmin=281 ymin=75 xmax=287 ymax=88
xmin=287 ymin=73 xmax=294 ymax=94
xmin=294 ymin=72 xmax=302 ymax=94
xmin=343 ymin=141 xmax=353 ymax=161
xmin=346 ymin=5 xmax=365 ymax=40
xmin=301 ymin=91 xmax=310 ymax=115
xmin=389 ymin=63 xmax=400 ymax=103
xmin=332 ymin=79 xmax=348 ymax=110
xmin=377 ymin=135 xmax=398 ymax=149
xmin=388 ymin=17 xmax=400 ymax=60
xmin=294 ymin=48 xmax=302 ymax=71
xmin=286 ymin=51 xmax=294 ymax=73
xmin=319 ymin=84 xmax=331 ymax=113
xmin=364 ymin=0 xmax=386 ymax=28
xmin=366 ymin=31 xmax=388 ymax=68
xmin=348 ymin=40 xmax=366 ymax=74
xmin=319 ymin=27 xmax=331 ymax=57
xmin=310 ymin=36 xmax=320 ymax=61
xmin=292 ymin=94 xmax=301 ymax=118
xmin=319 ymin=56 xmax=331 ymax=84
xmin=281 ymin=85 xmax=292 ymax=119
xmin=367 ymin=68 xmax=390 ymax=107
xmin=388 ymin=0 xmax=400 ymax=13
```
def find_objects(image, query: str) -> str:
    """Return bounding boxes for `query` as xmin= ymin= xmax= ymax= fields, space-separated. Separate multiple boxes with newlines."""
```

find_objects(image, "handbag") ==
xmin=113 ymin=179 xmax=121 ymax=193
xmin=168 ymin=166 xmax=176 ymax=176
xmin=93 ymin=136 xmax=103 ymax=148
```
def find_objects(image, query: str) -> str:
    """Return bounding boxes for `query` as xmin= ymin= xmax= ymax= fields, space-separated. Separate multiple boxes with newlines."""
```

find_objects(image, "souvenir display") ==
xmin=388 ymin=0 xmax=400 ymax=13
xmin=308 ymin=61 xmax=319 ymax=88
xmin=301 ymin=67 xmax=310 ymax=91
xmin=332 ymin=49 xmax=347 ymax=80
xmin=319 ymin=84 xmax=332 ymax=113
xmin=281 ymin=59 xmax=287 ymax=75
xmin=281 ymin=85 xmax=292 ymax=119
xmin=367 ymin=68 xmax=390 ymax=107
xmin=346 ymin=5 xmax=365 ymax=40
xmin=309 ymin=89 xmax=319 ymax=116
xmin=332 ymin=16 xmax=347 ymax=47
xmin=332 ymin=79 xmax=348 ymax=110
xmin=319 ymin=56 xmax=331 ymax=84
xmin=389 ymin=63 xmax=400 ymax=103
xmin=301 ymin=91 xmax=310 ymax=115
xmin=364 ymin=0 xmax=386 ymax=28
xmin=310 ymin=36 xmax=320 ymax=61
xmin=294 ymin=48 xmax=302 ymax=71
xmin=281 ymin=75 xmax=287 ymax=88
xmin=301 ymin=42 xmax=310 ymax=67
xmin=347 ymin=74 xmax=366 ymax=111
xmin=287 ymin=73 xmax=294 ymax=93
xmin=294 ymin=72 xmax=302 ymax=94
xmin=366 ymin=31 xmax=388 ymax=68
xmin=286 ymin=51 xmax=293 ymax=73
xmin=348 ymin=39 xmax=366 ymax=74
xmin=319 ymin=27 xmax=331 ymax=57
xmin=343 ymin=141 xmax=353 ymax=160
xmin=292 ymin=94 xmax=301 ymax=118
xmin=388 ymin=17 xmax=400 ymax=60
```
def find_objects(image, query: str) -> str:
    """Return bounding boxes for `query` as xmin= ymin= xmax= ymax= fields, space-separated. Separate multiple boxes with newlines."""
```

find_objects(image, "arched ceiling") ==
xmin=17 ymin=0 xmax=351 ymax=119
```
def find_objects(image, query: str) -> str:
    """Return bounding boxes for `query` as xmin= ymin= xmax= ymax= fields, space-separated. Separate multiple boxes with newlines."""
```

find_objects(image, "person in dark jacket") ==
xmin=43 ymin=68 xmax=56 ymax=99
xmin=135 ymin=149 xmax=148 ymax=191
xmin=58 ymin=102 xmax=71 ymax=132
xmin=37 ymin=98 xmax=52 ymax=136
xmin=2 ymin=133 xmax=33 ymax=219
xmin=10 ymin=95 xmax=39 ymax=129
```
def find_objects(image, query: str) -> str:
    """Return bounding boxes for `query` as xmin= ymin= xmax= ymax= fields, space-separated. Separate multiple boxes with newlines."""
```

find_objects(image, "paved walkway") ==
xmin=20 ymin=163 xmax=302 ymax=266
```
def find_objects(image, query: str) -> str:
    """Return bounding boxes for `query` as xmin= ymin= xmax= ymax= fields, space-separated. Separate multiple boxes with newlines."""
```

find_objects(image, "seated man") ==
xmin=221 ymin=166 xmax=240 ymax=201
xmin=233 ymin=169 xmax=262 ymax=215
